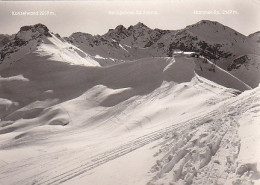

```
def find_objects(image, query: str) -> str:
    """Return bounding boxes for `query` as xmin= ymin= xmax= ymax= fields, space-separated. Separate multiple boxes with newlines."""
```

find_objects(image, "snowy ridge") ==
xmin=195 ymin=57 xmax=252 ymax=90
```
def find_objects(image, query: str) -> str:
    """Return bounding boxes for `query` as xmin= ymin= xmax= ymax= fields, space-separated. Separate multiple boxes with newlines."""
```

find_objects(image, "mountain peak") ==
xmin=187 ymin=20 xmax=223 ymax=29
xmin=105 ymin=25 xmax=127 ymax=37
xmin=197 ymin=20 xmax=218 ymax=25
xmin=19 ymin=23 xmax=49 ymax=33
xmin=127 ymin=22 xmax=150 ymax=32
xmin=115 ymin=25 xmax=126 ymax=31
xmin=17 ymin=23 xmax=51 ymax=41
xmin=133 ymin=22 xmax=149 ymax=29
xmin=70 ymin=32 xmax=93 ymax=38
xmin=188 ymin=20 xmax=246 ymax=37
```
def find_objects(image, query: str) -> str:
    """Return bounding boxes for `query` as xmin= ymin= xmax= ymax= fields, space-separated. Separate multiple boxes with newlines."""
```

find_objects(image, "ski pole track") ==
xmin=12 ymin=110 xmax=218 ymax=185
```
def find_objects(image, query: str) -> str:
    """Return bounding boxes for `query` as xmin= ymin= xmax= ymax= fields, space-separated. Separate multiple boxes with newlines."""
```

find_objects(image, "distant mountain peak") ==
xmin=70 ymin=32 xmax=93 ymax=38
xmin=104 ymin=24 xmax=126 ymax=36
xmin=133 ymin=22 xmax=149 ymax=29
xmin=115 ymin=25 xmax=126 ymax=31
xmin=0 ymin=23 xmax=54 ymax=62
xmin=17 ymin=23 xmax=52 ymax=41
xmin=184 ymin=19 xmax=246 ymax=38
xmin=19 ymin=23 xmax=49 ymax=33
xmin=197 ymin=20 xmax=218 ymax=24
xmin=186 ymin=20 xmax=223 ymax=29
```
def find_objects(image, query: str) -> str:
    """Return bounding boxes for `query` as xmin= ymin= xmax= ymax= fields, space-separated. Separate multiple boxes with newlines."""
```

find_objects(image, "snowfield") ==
xmin=0 ymin=54 xmax=259 ymax=185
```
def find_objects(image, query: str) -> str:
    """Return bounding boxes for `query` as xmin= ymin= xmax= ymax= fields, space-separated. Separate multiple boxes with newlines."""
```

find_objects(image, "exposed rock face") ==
xmin=227 ymin=55 xmax=249 ymax=71
xmin=17 ymin=23 xmax=52 ymax=41
xmin=0 ymin=34 xmax=12 ymax=48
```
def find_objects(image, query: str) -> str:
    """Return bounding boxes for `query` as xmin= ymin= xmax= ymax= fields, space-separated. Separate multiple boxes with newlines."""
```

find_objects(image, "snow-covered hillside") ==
xmin=227 ymin=54 xmax=260 ymax=88
xmin=0 ymin=54 xmax=258 ymax=185
xmin=0 ymin=24 xmax=100 ymax=70
xmin=0 ymin=53 xmax=250 ymax=121
xmin=0 ymin=22 xmax=259 ymax=185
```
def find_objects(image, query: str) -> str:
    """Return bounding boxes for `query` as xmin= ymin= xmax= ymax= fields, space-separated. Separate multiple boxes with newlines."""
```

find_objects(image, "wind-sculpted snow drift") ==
xmin=0 ymin=23 xmax=259 ymax=185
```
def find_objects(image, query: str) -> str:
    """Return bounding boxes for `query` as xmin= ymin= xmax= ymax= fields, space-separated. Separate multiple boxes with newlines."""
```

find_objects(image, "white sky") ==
xmin=0 ymin=0 xmax=259 ymax=36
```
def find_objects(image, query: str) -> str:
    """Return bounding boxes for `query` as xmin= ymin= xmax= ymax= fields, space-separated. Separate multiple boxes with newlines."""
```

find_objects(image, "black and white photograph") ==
xmin=0 ymin=0 xmax=259 ymax=184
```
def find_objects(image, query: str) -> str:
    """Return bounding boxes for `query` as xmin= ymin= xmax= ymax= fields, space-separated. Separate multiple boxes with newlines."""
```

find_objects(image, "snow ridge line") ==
xmin=205 ymin=59 xmax=252 ymax=90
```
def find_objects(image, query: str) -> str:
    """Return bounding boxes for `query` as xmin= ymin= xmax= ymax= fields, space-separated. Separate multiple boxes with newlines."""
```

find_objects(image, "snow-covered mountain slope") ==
xmin=0 ymin=24 xmax=100 ymax=70
xmin=64 ymin=32 xmax=131 ymax=65
xmin=67 ymin=20 xmax=260 ymax=63
xmin=66 ymin=20 xmax=260 ymax=88
xmin=0 ymin=54 xmax=258 ymax=185
xmin=65 ymin=22 xmax=170 ymax=63
xmin=185 ymin=20 xmax=259 ymax=58
xmin=227 ymin=54 xmax=260 ymax=88
xmin=148 ymin=20 xmax=260 ymax=88
xmin=104 ymin=22 xmax=170 ymax=48
xmin=191 ymin=56 xmax=251 ymax=91
xmin=36 ymin=34 xmax=100 ymax=66
xmin=0 ymin=23 xmax=101 ymax=119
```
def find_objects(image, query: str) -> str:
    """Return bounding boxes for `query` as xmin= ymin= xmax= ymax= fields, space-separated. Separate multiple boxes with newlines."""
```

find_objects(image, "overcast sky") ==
xmin=0 ymin=0 xmax=259 ymax=37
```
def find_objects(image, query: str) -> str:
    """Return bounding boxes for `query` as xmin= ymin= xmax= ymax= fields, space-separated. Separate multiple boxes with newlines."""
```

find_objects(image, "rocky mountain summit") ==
xmin=0 ymin=24 xmax=52 ymax=62
xmin=63 ymin=20 xmax=260 ymax=87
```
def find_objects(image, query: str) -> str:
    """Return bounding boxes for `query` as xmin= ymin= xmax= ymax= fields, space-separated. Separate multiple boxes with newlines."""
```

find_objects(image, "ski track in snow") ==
xmin=0 ymin=56 xmax=258 ymax=185
xmin=148 ymin=90 xmax=259 ymax=185
xmin=1 ymin=109 xmax=217 ymax=185
xmin=13 ymin=93 xmax=259 ymax=185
